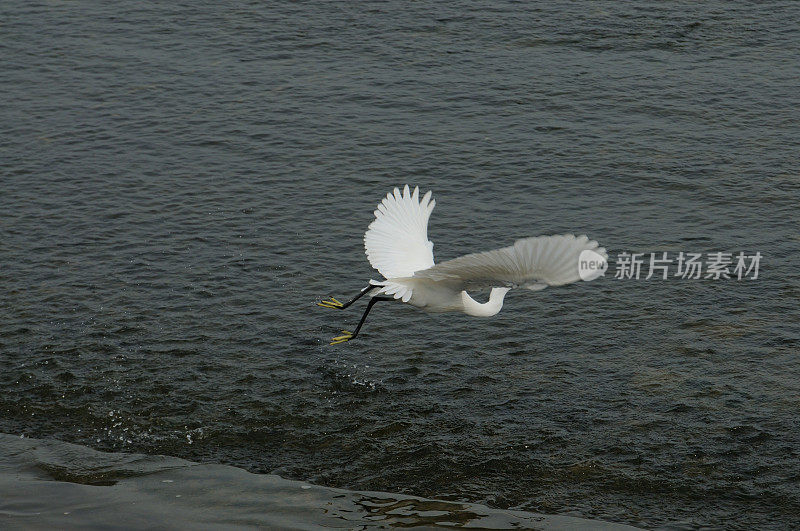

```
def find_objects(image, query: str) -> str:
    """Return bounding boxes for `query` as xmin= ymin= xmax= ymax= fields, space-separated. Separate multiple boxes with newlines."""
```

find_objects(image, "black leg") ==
xmin=350 ymin=296 xmax=392 ymax=338
xmin=330 ymin=296 xmax=393 ymax=344
xmin=318 ymin=283 xmax=376 ymax=310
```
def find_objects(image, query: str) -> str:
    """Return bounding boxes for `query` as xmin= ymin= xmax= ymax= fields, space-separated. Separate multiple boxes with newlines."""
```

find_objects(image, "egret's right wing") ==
xmin=364 ymin=185 xmax=435 ymax=279
xmin=412 ymin=234 xmax=607 ymax=291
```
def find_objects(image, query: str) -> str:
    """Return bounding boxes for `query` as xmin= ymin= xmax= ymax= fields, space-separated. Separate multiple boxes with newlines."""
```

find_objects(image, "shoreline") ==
xmin=0 ymin=432 xmax=641 ymax=529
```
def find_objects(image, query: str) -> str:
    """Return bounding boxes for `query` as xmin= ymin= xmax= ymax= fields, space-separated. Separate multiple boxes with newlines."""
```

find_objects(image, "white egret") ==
xmin=318 ymin=185 xmax=607 ymax=344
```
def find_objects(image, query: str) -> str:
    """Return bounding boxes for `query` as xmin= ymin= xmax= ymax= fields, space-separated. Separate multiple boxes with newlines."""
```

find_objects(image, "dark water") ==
xmin=0 ymin=434 xmax=641 ymax=530
xmin=2 ymin=1 xmax=799 ymax=529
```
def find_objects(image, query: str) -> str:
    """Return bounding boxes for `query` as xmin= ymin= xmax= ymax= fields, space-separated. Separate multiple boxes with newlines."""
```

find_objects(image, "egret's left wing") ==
xmin=412 ymin=234 xmax=607 ymax=291
xmin=364 ymin=185 xmax=435 ymax=279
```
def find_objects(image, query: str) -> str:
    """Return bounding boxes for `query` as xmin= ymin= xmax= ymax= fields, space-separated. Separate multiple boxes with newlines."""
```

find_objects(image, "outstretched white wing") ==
xmin=364 ymin=185 xmax=435 ymax=279
xmin=412 ymin=234 xmax=607 ymax=291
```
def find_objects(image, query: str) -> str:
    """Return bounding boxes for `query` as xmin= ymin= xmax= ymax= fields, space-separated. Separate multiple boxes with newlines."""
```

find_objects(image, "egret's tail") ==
xmin=368 ymin=278 xmax=415 ymax=302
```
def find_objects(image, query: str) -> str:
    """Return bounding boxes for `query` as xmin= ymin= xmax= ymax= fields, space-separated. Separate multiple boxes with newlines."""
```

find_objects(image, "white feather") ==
xmin=363 ymin=185 xmax=435 ymax=279
xmin=363 ymin=187 xmax=605 ymax=309
xmin=412 ymin=234 xmax=607 ymax=291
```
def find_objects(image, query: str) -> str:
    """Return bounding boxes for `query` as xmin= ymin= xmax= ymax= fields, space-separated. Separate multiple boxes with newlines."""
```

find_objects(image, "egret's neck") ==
xmin=461 ymin=287 xmax=510 ymax=317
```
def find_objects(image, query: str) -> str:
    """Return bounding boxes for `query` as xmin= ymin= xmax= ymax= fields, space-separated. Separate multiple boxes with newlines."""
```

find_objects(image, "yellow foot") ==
xmin=317 ymin=297 xmax=344 ymax=309
xmin=330 ymin=330 xmax=353 ymax=345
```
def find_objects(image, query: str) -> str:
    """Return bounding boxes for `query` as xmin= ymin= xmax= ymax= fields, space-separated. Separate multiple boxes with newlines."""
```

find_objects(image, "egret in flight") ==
xmin=318 ymin=185 xmax=607 ymax=344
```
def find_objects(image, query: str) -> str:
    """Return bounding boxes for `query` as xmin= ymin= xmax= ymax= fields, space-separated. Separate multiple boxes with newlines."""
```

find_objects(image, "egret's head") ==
xmin=490 ymin=287 xmax=511 ymax=299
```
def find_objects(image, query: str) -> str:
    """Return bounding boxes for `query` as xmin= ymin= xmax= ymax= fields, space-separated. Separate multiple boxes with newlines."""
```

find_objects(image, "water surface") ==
xmin=0 ymin=434 xmax=643 ymax=530
xmin=2 ymin=1 xmax=799 ymax=528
